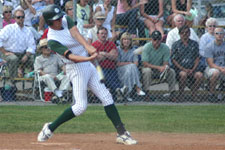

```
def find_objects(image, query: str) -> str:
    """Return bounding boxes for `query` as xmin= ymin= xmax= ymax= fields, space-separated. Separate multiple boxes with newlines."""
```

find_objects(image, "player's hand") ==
xmin=97 ymin=53 xmax=105 ymax=61
xmin=88 ymin=46 xmax=97 ymax=56
xmin=89 ymin=52 xmax=97 ymax=61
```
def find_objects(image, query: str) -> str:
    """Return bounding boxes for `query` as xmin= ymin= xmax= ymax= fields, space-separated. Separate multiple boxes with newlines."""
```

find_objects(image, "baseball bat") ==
xmin=95 ymin=60 xmax=105 ymax=83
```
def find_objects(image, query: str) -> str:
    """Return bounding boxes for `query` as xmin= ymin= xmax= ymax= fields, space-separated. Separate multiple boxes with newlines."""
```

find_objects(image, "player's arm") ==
xmin=66 ymin=16 xmax=96 ymax=55
xmin=48 ymin=40 xmax=97 ymax=62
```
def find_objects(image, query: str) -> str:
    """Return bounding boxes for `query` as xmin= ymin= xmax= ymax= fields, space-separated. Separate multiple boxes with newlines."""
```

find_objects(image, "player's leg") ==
xmin=88 ymin=65 xmax=137 ymax=145
xmin=38 ymin=64 xmax=89 ymax=142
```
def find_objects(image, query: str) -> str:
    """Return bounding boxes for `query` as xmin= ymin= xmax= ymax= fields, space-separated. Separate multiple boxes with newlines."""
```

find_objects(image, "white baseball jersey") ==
xmin=47 ymin=16 xmax=114 ymax=116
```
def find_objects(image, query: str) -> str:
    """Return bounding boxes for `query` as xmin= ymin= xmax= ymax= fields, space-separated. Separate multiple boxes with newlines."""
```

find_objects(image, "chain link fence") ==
xmin=0 ymin=0 xmax=225 ymax=103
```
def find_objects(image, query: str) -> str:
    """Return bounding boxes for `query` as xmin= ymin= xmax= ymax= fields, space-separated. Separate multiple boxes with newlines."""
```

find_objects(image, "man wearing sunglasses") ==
xmin=204 ymin=27 xmax=225 ymax=102
xmin=0 ymin=9 xmax=36 ymax=85
xmin=34 ymin=38 xmax=70 ymax=102
xmin=142 ymin=30 xmax=176 ymax=101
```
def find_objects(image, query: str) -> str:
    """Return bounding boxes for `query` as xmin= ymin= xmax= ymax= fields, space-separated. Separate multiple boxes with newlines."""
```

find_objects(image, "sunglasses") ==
xmin=4 ymin=11 xmax=12 ymax=14
xmin=215 ymin=32 xmax=225 ymax=35
xmin=41 ymin=46 xmax=48 ymax=49
xmin=208 ymin=25 xmax=216 ymax=28
xmin=97 ymin=18 xmax=105 ymax=21
xmin=67 ymin=8 xmax=73 ymax=11
xmin=16 ymin=16 xmax=25 ymax=19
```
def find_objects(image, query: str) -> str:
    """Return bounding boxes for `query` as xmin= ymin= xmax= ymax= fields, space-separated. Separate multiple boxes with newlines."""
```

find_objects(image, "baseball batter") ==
xmin=37 ymin=4 xmax=137 ymax=145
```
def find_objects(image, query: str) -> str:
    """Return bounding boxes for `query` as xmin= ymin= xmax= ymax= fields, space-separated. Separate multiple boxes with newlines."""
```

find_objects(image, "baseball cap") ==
xmin=94 ymin=11 xmax=106 ymax=20
xmin=151 ymin=30 xmax=162 ymax=40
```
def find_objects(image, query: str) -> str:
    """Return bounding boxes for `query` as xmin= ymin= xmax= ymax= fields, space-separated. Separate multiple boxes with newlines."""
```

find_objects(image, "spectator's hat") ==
xmin=37 ymin=38 xmax=48 ymax=51
xmin=94 ymin=11 xmax=106 ymax=20
xmin=151 ymin=30 xmax=162 ymax=40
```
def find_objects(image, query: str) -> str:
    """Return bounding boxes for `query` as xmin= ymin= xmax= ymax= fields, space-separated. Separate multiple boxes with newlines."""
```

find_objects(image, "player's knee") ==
xmin=71 ymin=103 xmax=87 ymax=116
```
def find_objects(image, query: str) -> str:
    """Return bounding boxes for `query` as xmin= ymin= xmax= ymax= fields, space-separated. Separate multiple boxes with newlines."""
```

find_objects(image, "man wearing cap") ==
xmin=171 ymin=25 xmax=203 ymax=101
xmin=87 ymin=11 xmax=112 ymax=44
xmin=0 ymin=9 xmax=36 ymax=83
xmin=142 ymin=30 xmax=176 ymax=100
xmin=34 ymin=38 xmax=70 ymax=100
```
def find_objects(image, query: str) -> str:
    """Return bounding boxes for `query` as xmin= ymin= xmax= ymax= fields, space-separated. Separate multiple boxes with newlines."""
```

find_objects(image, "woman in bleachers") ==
xmin=198 ymin=2 xmax=214 ymax=37
xmin=140 ymin=0 xmax=164 ymax=37
xmin=95 ymin=0 xmax=117 ymax=41
xmin=76 ymin=0 xmax=94 ymax=39
xmin=115 ymin=0 xmax=147 ymax=45
xmin=168 ymin=0 xmax=193 ymax=27
xmin=117 ymin=32 xmax=145 ymax=101
xmin=2 ymin=6 xmax=16 ymax=28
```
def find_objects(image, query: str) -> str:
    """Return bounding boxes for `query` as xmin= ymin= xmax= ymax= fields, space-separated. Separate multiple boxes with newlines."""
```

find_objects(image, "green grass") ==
xmin=1 ymin=104 xmax=225 ymax=134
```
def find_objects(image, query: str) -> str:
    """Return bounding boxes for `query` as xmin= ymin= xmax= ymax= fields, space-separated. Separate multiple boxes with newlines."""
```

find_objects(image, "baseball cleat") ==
xmin=116 ymin=131 xmax=137 ymax=145
xmin=37 ymin=122 xmax=53 ymax=142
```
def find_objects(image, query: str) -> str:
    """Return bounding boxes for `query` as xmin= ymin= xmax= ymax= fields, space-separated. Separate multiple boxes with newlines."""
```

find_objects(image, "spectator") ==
xmin=0 ymin=9 xmax=36 ymax=84
xmin=92 ymin=27 xmax=125 ymax=101
xmin=15 ymin=0 xmax=36 ymax=27
xmin=34 ymin=38 xmax=70 ymax=99
xmin=87 ymin=11 xmax=112 ymax=44
xmin=142 ymin=30 xmax=176 ymax=100
xmin=92 ymin=0 xmax=103 ymax=11
xmin=54 ymin=0 xmax=70 ymax=11
xmin=166 ymin=14 xmax=199 ymax=50
xmin=38 ymin=0 xmax=54 ymax=35
xmin=76 ymin=0 xmax=94 ymax=38
xmin=140 ymin=0 xmax=164 ymax=37
xmin=3 ymin=0 xmax=20 ymax=10
xmin=204 ymin=27 xmax=225 ymax=101
xmin=197 ymin=2 xmax=214 ymax=37
xmin=116 ymin=0 xmax=147 ymax=44
xmin=65 ymin=1 xmax=74 ymax=19
xmin=199 ymin=2 xmax=213 ymax=29
xmin=168 ymin=0 xmax=193 ymax=27
xmin=199 ymin=18 xmax=217 ymax=70
xmin=117 ymin=32 xmax=145 ymax=101
xmin=95 ymin=0 xmax=117 ymax=41
xmin=171 ymin=25 xmax=203 ymax=100
xmin=2 ymin=5 xmax=16 ymax=28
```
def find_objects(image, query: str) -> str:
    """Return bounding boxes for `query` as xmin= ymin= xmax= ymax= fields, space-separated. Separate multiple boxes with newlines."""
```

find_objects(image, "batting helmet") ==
xmin=42 ymin=4 xmax=64 ymax=25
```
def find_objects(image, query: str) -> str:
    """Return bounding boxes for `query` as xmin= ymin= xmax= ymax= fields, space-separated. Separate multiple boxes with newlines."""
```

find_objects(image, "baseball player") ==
xmin=37 ymin=4 xmax=137 ymax=145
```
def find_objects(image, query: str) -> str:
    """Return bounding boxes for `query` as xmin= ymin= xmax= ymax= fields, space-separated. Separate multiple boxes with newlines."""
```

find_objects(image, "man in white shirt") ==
xmin=166 ymin=14 xmax=199 ymax=50
xmin=0 ymin=9 xmax=36 ymax=81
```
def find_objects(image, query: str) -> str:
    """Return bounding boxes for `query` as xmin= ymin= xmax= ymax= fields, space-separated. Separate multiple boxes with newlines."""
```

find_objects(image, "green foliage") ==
xmin=0 ymin=105 xmax=225 ymax=134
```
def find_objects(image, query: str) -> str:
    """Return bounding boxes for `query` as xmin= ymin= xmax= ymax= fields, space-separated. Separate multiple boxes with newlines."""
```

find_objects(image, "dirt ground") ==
xmin=1 ymin=133 xmax=225 ymax=150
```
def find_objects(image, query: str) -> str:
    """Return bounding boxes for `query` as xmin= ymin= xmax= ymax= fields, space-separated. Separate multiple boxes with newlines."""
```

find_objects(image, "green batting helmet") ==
xmin=43 ymin=4 xmax=64 ymax=25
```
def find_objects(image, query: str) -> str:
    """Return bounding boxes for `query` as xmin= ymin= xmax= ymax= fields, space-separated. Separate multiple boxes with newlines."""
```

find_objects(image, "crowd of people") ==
xmin=0 ymin=0 xmax=225 ymax=103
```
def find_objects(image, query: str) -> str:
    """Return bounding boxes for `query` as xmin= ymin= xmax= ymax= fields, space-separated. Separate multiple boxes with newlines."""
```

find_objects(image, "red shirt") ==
xmin=92 ymin=40 xmax=117 ymax=69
